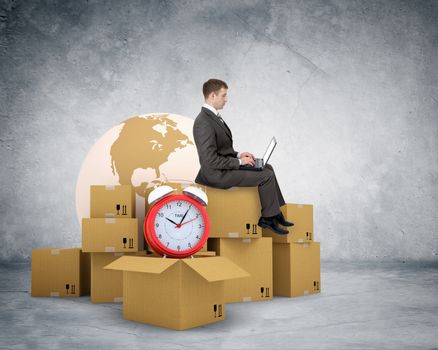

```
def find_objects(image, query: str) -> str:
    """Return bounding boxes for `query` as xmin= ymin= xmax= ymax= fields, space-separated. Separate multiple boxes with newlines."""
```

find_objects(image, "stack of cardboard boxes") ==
xmin=204 ymin=187 xmax=320 ymax=301
xmin=205 ymin=187 xmax=273 ymax=303
xmin=82 ymin=185 xmax=144 ymax=303
xmin=31 ymin=185 xmax=141 ymax=301
xmin=262 ymin=204 xmax=321 ymax=297
xmin=32 ymin=184 xmax=249 ymax=330
xmin=31 ymin=182 xmax=320 ymax=330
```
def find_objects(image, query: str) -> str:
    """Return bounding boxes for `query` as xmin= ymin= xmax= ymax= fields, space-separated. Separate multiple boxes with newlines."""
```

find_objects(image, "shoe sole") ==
xmin=279 ymin=223 xmax=294 ymax=227
xmin=258 ymin=222 xmax=289 ymax=235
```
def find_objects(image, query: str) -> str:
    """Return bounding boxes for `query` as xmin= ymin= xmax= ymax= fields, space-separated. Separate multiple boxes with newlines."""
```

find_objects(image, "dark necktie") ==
xmin=217 ymin=113 xmax=231 ymax=135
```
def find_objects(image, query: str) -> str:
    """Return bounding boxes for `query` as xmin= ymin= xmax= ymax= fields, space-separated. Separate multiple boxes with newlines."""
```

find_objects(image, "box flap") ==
xmin=183 ymin=256 xmax=249 ymax=282
xmin=104 ymin=256 xmax=178 ymax=274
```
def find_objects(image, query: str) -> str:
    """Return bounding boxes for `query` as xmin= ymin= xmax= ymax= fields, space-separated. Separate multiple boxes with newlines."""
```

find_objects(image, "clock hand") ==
xmin=179 ymin=217 xmax=198 ymax=227
xmin=165 ymin=217 xmax=179 ymax=227
xmin=178 ymin=206 xmax=191 ymax=225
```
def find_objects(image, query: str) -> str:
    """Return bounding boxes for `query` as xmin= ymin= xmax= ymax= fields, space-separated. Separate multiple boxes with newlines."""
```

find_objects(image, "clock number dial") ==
xmin=154 ymin=199 xmax=205 ymax=252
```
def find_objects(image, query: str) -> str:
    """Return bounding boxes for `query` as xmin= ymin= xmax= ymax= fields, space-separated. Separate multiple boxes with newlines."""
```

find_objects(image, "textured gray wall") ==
xmin=1 ymin=0 xmax=437 ymax=262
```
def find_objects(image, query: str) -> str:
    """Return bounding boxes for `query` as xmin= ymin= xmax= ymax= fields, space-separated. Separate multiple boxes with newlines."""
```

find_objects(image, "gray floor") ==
xmin=0 ymin=262 xmax=437 ymax=350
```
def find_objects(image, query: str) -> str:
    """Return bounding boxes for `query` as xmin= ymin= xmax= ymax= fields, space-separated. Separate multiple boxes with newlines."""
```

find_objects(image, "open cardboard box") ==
xmin=105 ymin=255 xmax=249 ymax=330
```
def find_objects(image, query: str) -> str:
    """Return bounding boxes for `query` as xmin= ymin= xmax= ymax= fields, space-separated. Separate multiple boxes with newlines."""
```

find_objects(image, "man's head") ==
xmin=203 ymin=79 xmax=228 ymax=111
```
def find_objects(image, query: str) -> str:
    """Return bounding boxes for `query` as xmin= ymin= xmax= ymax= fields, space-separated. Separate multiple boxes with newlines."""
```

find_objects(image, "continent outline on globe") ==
xmin=110 ymin=114 xmax=194 ymax=198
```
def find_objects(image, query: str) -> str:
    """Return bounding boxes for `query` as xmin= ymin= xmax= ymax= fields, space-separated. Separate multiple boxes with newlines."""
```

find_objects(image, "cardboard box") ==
xmin=206 ymin=187 xmax=262 ymax=238
xmin=104 ymin=256 xmax=249 ymax=330
xmin=272 ymin=242 xmax=320 ymax=297
xmin=31 ymin=248 xmax=90 ymax=297
xmin=90 ymin=185 xmax=136 ymax=218
xmin=263 ymin=204 xmax=313 ymax=243
xmin=208 ymin=237 xmax=272 ymax=303
xmin=144 ymin=183 xmax=261 ymax=239
xmin=82 ymin=218 xmax=142 ymax=253
xmin=91 ymin=251 xmax=146 ymax=303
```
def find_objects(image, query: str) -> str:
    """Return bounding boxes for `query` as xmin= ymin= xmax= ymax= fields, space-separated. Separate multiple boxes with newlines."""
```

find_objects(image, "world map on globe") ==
xmin=110 ymin=115 xmax=193 ymax=197
xmin=75 ymin=113 xmax=200 ymax=224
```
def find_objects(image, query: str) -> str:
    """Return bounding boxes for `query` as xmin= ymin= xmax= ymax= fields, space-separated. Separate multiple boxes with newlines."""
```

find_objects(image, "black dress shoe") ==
xmin=258 ymin=216 xmax=289 ymax=235
xmin=276 ymin=212 xmax=294 ymax=227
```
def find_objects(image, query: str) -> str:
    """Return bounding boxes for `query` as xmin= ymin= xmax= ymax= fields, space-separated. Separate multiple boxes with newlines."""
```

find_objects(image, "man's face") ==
xmin=211 ymin=88 xmax=228 ymax=110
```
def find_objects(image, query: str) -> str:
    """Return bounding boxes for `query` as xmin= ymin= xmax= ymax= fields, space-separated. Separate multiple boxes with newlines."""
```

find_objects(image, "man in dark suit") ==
xmin=193 ymin=78 xmax=293 ymax=234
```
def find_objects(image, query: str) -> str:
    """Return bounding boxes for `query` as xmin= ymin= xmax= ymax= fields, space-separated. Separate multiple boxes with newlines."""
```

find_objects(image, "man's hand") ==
xmin=240 ymin=152 xmax=256 ymax=166
xmin=240 ymin=152 xmax=256 ymax=160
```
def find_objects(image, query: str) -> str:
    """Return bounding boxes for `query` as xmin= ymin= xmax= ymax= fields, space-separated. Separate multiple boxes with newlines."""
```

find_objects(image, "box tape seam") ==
xmin=228 ymin=232 xmax=239 ymax=238
xmin=51 ymin=249 xmax=60 ymax=255
xmin=105 ymin=185 xmax=115 ymax=191
xmin=105 ymin=218 xmax=116 ymax=224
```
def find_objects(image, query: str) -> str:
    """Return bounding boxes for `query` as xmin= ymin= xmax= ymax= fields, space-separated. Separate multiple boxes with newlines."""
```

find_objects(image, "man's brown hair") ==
xmin=203 ymin=79 xmax=228 ymax=99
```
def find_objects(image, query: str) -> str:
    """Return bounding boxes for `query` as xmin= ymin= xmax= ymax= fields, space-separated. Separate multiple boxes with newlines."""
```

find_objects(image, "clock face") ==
xmin=144 ymin=194 xmax=209 ymax=258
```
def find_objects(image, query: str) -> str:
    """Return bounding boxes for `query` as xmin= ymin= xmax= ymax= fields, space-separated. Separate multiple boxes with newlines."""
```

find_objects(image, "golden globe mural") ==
xmin=75 ymin=113 xmax=199 ymax=229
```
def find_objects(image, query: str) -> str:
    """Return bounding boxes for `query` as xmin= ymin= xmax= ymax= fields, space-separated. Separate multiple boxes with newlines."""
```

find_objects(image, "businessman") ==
xmin=193 ymin=78 xmax=293 ymax=234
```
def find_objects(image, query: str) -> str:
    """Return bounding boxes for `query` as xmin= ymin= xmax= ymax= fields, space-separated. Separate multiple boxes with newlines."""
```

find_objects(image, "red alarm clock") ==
xmin=144 ymin=185 xmax=209 ymax=258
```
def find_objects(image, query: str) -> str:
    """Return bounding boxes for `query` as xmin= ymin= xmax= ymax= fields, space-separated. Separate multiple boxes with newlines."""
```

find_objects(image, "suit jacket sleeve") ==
xmin=193 ymin=117 xmax=240 ymax=170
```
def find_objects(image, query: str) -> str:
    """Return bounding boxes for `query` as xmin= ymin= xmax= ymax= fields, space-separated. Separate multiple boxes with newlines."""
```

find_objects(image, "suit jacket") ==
xmin=193 ymin=107 xmax=240 ymax=188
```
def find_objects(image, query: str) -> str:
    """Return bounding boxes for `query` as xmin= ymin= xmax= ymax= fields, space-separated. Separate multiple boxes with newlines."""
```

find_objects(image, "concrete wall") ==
xmin=1 ymin=0 xmax=437 ymax=262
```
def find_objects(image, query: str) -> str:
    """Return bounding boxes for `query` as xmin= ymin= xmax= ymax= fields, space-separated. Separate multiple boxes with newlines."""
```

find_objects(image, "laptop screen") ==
xmin=262 ymin=137 xmax=277 ymax=164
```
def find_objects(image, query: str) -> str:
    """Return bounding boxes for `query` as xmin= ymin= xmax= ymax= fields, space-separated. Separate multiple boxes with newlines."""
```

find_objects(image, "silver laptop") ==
xmin=239 ymin=137 xmax=277 ymax=171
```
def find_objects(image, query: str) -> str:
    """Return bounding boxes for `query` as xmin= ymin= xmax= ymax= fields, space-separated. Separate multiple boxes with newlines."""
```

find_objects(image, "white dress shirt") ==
xmin=202 ymin=103 xmax=242 ymax=164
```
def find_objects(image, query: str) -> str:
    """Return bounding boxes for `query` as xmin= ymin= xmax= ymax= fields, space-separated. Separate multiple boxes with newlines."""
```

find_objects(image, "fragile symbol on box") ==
xmin=122 ymin=238 xmax=134 ymax=249
xmin=245 ymin=223 xmax=258 ymax=235
xmin=66 ymin=283 xmax=76 ymax=295
xmin=116 ymin=204 xmax=128 ymax=216
xmin=213 ymin=304 xmax=223 ymax=318
xmin=260 ymin=287 xmax=270 ymax=298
